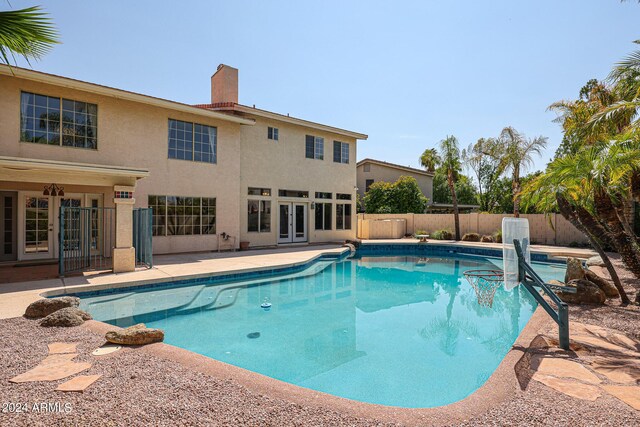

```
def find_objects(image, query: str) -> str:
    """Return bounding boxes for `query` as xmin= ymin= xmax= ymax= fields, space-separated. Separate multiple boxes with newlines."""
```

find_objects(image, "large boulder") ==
xmin=25 ymin=297 xmax=80 ymax=319
xmin=564 ymin=258 xmax=586 ymax=283
xmin=556 ymin=279 xmax=606 ymax=305
xmin=40 ymin=307 xmax=92 ymax=327
xmin=585 ymin=256 xmax=605 ymax=268
xmin=585 ymin=269 xmax=619 ymax=298
xmin=105 ymin=323 xmax=164 ymax=345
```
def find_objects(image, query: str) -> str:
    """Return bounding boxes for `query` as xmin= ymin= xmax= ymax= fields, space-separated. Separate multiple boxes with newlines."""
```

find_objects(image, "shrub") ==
xmin=364 ymin=176 xmax=428 ymax=214
xmin=481 ymin=235 xmax=494 ymax=243
xmin=431 ymin=229 xmax=453 ymax=240
xmin=461 ymin=232 xmax=481 ymax=242
xmin=493 ymin=230 xmax=503 ymax=243
xmin=414 ymin=229 xmax=428 ymax=236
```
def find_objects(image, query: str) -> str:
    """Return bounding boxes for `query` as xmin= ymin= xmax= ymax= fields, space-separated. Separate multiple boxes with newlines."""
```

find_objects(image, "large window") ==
xmin=305 ymin=135 xmax=324 ymax=160
xmin=20 ymin=92 xmax=98 ymax=149
xmin=248 ymin=200 xmax=271 ymax=232
xmin=168 ymin=119 xmax=217 ymax=163
xmin=315 ymin=203 xmax=332 ymax=230
xmin=148 ymin=195 xmax=216 ymax=236
xmin=336 ymin=203 xmax=352 ymax=230
xmin=333 ymin=141 xmax=349 ymax=164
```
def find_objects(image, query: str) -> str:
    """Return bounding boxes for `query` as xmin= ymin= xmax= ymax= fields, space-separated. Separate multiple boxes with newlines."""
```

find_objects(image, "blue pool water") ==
xmin=79 ymin=253 xmax=565 ymax=408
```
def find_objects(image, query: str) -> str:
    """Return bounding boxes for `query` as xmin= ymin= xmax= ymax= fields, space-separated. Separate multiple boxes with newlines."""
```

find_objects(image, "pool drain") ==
xmin=247 ymin=332 xmax=260 ymax=339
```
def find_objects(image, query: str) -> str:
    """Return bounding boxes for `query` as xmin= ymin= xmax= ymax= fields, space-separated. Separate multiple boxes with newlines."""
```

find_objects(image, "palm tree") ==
xmin=488 ymin=127 xmax=547 ymax=218
xmin=420 ymin=137 xmax=462 ymax=239
xmin=0 ymin=6 xmax=58 ymax=66
xmin=419 ymin=148 xmax=440 ymax=173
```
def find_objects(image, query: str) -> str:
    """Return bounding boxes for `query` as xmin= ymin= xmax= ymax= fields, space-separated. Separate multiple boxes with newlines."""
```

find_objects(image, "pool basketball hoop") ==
xmin=463 ymin=269 xmax=505 ymax=308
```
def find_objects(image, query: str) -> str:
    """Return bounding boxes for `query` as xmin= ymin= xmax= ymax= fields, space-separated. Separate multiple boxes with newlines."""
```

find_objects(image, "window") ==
xmin=315 ymin=203 xmax=332 ymax=230
xmin=248 ymin=187 xmax=271 ymax=196
xmin=268 ymin=127 xmax=279 ymax=141
xmin=278 ymin=189 xmax=309 ymax=198
xmin=148 ymin=195 xmax=216 ymax=236
xmin=305 ymin=135 xmax=324 ymax=160
xmin=365 ymin=179 xmax=374 ymax=192
xmin=20 ymin=91 xmax=98 ymax=149
xmin=248 ymin=200 xmax=271 ymax=232
xmin=333 ymin=141 xmax=349 ymax=164
xmin=363 ymin=164 xmax=370 ymax=172
xmin=315 ymin=192 xmax=332 ymax=199
xmin=168 ymin=119 xmax=217 ymax=163
xmin=336 ymin=203 xmax=352 ymax=230
xmin=336 ymin=193 xmax=352 ymax=200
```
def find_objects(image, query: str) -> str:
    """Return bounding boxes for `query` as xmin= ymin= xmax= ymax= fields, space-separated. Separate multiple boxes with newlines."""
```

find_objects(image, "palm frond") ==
xmin=0 ymin=6 xmax=59 ymax=66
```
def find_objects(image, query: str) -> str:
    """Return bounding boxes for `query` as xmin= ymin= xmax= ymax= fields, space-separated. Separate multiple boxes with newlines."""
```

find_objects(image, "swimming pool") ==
xmin=78 ymin=252 xmax=565 ymax=408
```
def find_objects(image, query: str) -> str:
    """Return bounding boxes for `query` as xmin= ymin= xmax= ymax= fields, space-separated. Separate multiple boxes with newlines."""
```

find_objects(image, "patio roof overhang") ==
xmin=0 ymin=156 xmax=150 ymax=187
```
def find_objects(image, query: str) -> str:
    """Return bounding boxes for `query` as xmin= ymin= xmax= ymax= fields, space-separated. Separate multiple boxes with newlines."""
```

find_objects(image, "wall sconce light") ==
xmin=43 ymin=183 xmax=64 ymax=197
xmin=310 ymin=202 xmax=316 ymax=210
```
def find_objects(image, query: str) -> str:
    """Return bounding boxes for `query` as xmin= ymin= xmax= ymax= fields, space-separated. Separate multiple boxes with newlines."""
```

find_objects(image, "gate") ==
xmin=59 ymin=206 xmax=115 ymax=276
xmin=133 ymin=208 xmax=153 ymax=268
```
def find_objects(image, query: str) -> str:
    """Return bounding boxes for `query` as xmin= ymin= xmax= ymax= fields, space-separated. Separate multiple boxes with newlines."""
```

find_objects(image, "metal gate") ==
xmin=133 ymin=208 xmax=153 ymax=268
xmin=59 ymin=206 xmax=115 ymax=276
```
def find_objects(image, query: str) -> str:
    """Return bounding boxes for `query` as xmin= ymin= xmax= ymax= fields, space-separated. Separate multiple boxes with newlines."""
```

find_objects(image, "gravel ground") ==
xmin=1 ymin=256 xmax=638 ymax=427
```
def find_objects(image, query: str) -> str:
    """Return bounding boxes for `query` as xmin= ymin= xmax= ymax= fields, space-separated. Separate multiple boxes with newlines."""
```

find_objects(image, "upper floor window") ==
xmin=305 ymin=135 xmax=324 ymax=160
xmin=168 ymin=119 xmax=217 ymax=164
xmin=268 ymin=127 xmax=279 ymax=141
xmin=363 ymin=164 xmax=371 ymax=172
xmin=365 ymin=179 xmax=374 ymax=192
xmin=333 ymin=141 xmax=349 ymax=164
xmin=20 ymin=92 xmax=98 ymax=149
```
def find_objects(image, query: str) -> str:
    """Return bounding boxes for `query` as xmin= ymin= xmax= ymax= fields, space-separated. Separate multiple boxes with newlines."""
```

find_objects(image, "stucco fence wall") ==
xmin=357 ymin=213 xmax=589 ymax=246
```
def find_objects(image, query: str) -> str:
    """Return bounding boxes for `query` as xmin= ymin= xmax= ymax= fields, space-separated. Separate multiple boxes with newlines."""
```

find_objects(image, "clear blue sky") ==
xmin=8 ymin=0 xmax=640 ymax=173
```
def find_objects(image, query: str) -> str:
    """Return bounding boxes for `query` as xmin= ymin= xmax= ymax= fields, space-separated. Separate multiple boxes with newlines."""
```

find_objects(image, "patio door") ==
xmin=278 ymin=202 xmax=307 ymax=244
xmin=21 ymin=193 xmax=53 ymax=260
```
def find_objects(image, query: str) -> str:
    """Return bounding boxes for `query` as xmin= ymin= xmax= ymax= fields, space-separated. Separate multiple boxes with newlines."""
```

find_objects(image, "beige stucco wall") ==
xmin=357 ymin=213 xmax=589 ymax=246
xmin=356 ymin=162 xmax=433 ymax=204
xmin=0 ymin=74 xmax=243 ymax=254
xmin=238 ymin=115 xmax=358 ymax=246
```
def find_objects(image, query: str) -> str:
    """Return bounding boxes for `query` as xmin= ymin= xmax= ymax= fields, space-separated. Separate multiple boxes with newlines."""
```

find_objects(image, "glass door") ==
xmin=293 ymin=203 xmax=307 ymax=243
xmin=22 ymin=193 xmax=53 ymax=259
xmin=278 ymin=203 xmax=291 ymax=243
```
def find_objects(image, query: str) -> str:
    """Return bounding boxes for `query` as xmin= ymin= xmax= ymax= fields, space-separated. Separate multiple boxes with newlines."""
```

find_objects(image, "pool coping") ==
xmin=82 ymin=304 xmax=550 ymax=426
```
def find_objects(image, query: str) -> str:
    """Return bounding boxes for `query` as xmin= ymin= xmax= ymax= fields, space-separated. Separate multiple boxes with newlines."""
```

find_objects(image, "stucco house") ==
xmin=0 ymin=64 xmax=366 ymax=273
xmin=356 ymin=158 xmax=434 ymax=205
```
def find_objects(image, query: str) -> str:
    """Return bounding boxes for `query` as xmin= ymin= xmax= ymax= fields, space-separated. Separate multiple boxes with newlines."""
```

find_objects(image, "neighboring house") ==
xmin=356 ymin=158 xmax=434 ymax=205
xmin=0 ymin=64 xmax=366 ymax=272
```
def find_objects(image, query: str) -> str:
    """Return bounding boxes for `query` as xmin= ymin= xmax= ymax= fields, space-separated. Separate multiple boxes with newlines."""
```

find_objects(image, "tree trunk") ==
xmin=448 ymin=171 xmax=461 ymax=240
xmin=512 ymin=171 xmax=520 ymax=218
xmin=593 ymin=190 xmax=640 ymax=279
xmin=557 ymin=195 xmax=630 ymax=304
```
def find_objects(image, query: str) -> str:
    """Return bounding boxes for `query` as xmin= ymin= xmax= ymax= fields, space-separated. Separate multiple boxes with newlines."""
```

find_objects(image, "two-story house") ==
xmin=0 ymin=64 xmax=366 ymax=273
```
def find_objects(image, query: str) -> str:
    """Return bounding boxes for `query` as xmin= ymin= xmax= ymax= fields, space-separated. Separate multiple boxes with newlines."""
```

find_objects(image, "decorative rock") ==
xmin=586 ymin=255 xmax=605 ymax=267
xmin=10 ymin=354 xmax=91 ymax=383
xmin=40 ymin=307 xmax=92 ymax=327
xmin=556 ymin=279 xmax=606 ymax=305
xmin=56 ymin=374 xmax=102 ymax=392
xmin=601 ymin=385 xmax=640 ymax=410
xmin=105 ymin=324 xmax=164 ymax=345
xmin=585 ymin=269 xmax=619 ymax=298
xmin=24 ymin=297 xmax=80 ymax=319
xmin=480 ymin=235 xmax=494 ymax=243
xmin=533 ymin=374 xmax=602 ymax=401
xmin=564 ymin=257 xmax=586 ymax=283
xmin=48 ymin=342 xmax=78 ymax=354
xmin=531 ymin=355 xmax=601 ymax=384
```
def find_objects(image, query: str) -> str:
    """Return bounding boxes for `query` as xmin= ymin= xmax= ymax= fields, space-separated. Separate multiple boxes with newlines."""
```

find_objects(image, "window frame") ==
xmin=268 ymin=126 xmax=279 ymax=141
xmin=315 ymin=202 xmax=332 ymax=231
xmin=20 ymin=91 xmax=98 ymax=150
xmin=168 ymin=118 xmax=217 ymax=164
xmin=365 ymin=179 xmax=375 ymax=192
xmin=148 ymin=195 xmax=216 ymax=236
xmin=336 ymin=203 xmax=352 ymax=230
xmin=247 ymin=200 xmax=271 ymax=233
xmin=305 ymin=135 xmax=324 ymax=160
xmin=333 ymin=141 xmax=349 ymax=164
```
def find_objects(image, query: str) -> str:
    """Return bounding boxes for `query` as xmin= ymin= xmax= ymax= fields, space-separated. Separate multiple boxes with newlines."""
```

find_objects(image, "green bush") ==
xmin=364 ymin=176 xmax=428 ymax=214
xmin=431 ymin=229 xmax=453 ymax=240
xmin=461 ymin=232 xmax=481 ymax=242
xmin=493 ymin=230 xmax=503 ymax=243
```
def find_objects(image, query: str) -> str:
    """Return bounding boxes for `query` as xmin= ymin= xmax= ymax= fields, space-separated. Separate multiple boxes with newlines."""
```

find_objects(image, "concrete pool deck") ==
xmin=0 ymin=240 xmax=594 ymax=320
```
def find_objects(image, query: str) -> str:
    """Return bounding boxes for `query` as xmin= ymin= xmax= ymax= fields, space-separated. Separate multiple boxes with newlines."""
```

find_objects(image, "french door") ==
xmin=21 ymin=193 xmax=53 ymax=260
xmin=278 ymin=202 xmax=307 ymax=244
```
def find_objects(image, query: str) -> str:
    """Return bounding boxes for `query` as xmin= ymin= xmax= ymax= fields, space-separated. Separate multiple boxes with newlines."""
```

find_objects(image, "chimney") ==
xmin=211 ymin=64 xmax=238 ymax=104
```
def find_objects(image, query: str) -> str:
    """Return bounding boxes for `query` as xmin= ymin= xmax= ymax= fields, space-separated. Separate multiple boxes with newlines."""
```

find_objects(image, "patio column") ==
xmin=113 ymin=185 xmax=135 ymax=273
